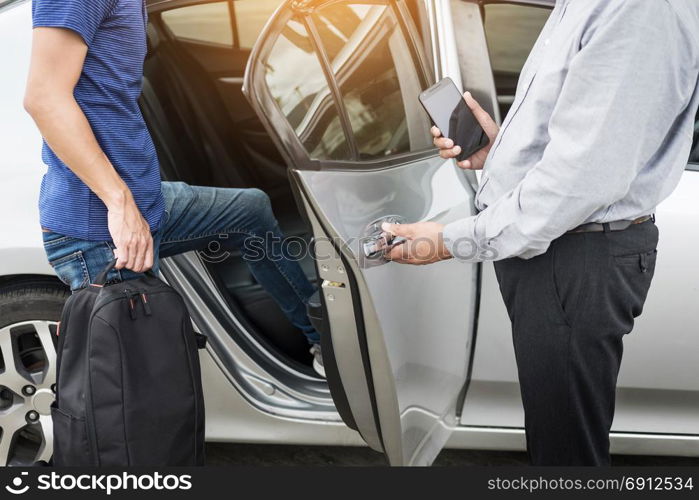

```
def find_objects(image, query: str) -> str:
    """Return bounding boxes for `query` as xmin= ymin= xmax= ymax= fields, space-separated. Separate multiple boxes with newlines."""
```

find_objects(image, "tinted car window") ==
xmin=265 ymin=17 xmax=350 ymax=160
xmin=312 ymin=2 xmax=432 ymax=160
xmin=161 ymin=0 xmax=282 ymax=49
xmin=484 ymin=3 xmax=550 ymax=116
xmin=235 ymin=0 xmax=283 ymax=49
xmin=484 ymin=4 xmax=550 ymax=74
xmin=162 ymin=1 xmax=233 ymax=46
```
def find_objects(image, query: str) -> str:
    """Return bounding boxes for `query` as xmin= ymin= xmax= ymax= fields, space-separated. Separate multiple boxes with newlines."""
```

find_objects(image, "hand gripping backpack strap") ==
xmin=94 ymin=260 xmax=118 ymax=286
xmin=93 ymin=259 xmax=159 ymax=286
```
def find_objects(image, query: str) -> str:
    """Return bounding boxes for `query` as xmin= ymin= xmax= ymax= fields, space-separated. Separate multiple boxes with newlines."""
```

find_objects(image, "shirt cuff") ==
xmin=443 ymin=217 xmax=480 ymax=262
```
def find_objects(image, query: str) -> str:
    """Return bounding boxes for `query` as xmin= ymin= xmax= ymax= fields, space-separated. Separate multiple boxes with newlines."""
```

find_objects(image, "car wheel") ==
xmin=0 ymin=278 xmax=68 ymax=466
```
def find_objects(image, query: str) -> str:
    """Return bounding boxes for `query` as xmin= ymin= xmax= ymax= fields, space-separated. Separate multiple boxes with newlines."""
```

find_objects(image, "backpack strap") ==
xmin=94 ymin=260 xmax=118 ymax=286
xmin=93 ymin=259 xmax=159 ymax=286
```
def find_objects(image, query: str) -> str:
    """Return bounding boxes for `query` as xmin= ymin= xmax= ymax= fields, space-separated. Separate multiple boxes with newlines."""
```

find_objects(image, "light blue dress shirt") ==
xmin=443 ymin=0 xmax=699 ymax=262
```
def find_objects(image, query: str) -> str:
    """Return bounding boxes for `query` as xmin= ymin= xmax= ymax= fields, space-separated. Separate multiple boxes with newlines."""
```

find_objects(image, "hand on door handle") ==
xmin=361 ymin=216 xmax=408 ymax=261
xmin=362 ymin=233 xmax=407 ymax=259
xmin=381 ymin=221 xmax=453 ymax=266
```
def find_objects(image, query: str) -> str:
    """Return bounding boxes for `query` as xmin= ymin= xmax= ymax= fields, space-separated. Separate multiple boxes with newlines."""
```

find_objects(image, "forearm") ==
xmin=25 ymin=92 xmax=130 ymax=208
xmin=444 ymin=168 xmax=607 ymax=263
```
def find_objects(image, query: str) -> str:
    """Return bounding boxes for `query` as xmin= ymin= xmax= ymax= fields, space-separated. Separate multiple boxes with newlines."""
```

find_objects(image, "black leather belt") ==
xmin=567 ymin=215 xmax=654 ymax=234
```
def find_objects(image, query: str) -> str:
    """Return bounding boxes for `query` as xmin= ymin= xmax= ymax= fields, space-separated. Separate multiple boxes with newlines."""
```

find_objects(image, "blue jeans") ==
xmin=42 ymin=182 xmax=320 ymax=344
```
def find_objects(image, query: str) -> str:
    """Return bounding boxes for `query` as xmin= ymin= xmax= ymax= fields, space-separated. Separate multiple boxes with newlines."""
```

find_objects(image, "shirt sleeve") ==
xmin=443 ymin=0 xmax=696 ymax=263
xmin=32 ymin=0 xmax=117 ymax=46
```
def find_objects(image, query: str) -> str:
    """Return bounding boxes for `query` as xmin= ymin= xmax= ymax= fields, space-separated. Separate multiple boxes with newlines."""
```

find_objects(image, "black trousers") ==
xmin=494 ymin=220 xmax=659 ymax=466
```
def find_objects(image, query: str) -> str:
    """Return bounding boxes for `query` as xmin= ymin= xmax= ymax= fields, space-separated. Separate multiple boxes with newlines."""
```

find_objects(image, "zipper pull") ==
xmin=141 ymin=293 xmax=152 ymax=316
xmin=128 ymin=297 xmax=138 ymax=320
xmin=125 ymin=291 xmax=138 ymax=320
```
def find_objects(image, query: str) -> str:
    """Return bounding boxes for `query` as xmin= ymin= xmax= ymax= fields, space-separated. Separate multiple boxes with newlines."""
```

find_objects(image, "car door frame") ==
xmin=243 ymin=0 xmax=482 ymax=465
xmin=245 ymin=0 xmax=439 ymax=173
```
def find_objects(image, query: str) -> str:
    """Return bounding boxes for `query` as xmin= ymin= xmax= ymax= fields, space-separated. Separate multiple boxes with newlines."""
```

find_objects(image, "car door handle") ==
xmin=361 ymin=216 xmax=407 ymax=259
xmin=362 ymin=234 xmax=407 ymax=259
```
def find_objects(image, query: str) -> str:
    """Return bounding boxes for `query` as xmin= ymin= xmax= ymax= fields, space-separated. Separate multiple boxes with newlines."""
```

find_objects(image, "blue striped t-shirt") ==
xmin=32 ymin=0 xmax=164 ymax=241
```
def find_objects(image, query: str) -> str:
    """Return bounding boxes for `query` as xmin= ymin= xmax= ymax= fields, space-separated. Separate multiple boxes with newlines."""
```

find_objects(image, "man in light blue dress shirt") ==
xmin=385 ymin=0 xmax=699 ymax=465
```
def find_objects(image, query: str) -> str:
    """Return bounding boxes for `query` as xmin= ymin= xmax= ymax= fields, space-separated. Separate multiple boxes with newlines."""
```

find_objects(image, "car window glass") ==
xmin=484 ymin=4 xmax=550 ymax=74
xmin=265 ymin=16 xmax=350 ymax=161
xmin=311 ymin=2 xmax=432 ymax=160
xmin=162 ymin=1 xmax=233 ymax=46
xmin=234 ymin=0 xmax=284 ymax=49
xmin=484 ymin=3 xmax=550 ymax=116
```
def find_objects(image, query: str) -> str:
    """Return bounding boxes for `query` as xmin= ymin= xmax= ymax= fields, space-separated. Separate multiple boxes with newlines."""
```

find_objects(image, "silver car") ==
xmin=1 ymin=0 xmax=697 ymax=466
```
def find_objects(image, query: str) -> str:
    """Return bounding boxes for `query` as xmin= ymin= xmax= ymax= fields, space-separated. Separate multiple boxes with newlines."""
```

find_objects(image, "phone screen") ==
xmin=419 ymin=78 xmax=488 ymax=162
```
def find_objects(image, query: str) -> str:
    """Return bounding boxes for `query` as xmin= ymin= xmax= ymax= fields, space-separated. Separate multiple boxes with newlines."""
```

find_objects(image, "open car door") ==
xmin=243 ymin=0 xmax=479 ymax=466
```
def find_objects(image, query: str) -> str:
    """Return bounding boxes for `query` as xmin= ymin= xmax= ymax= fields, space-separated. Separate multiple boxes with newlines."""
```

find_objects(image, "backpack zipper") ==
xmin=124 ymin=290 xmax=138 ymax=320
xmin=141 ymin=293 xmax=152 ymax=316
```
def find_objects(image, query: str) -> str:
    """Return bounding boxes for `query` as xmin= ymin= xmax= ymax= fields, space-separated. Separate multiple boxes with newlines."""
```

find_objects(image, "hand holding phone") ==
xmin=419 ymin=78 xmax=499 ymax=169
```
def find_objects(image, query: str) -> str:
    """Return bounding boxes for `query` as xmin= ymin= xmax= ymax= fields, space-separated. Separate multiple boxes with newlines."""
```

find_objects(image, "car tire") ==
xmin=0 ymin=278 xmax=68 ymax=466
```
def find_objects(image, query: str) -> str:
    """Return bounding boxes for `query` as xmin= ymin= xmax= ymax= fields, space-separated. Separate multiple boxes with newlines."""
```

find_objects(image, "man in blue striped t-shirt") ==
xmin=24 ymin=0 xmax=326 ymax=376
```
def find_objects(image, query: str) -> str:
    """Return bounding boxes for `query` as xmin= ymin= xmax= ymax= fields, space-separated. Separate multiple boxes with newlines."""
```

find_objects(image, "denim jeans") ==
xmin=42 ymin=182 xmax=320 ymax=344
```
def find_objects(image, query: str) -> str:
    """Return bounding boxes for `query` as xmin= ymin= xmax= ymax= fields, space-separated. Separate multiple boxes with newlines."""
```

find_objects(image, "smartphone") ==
xmin=419 ymin=77 xmax=489 ymax=162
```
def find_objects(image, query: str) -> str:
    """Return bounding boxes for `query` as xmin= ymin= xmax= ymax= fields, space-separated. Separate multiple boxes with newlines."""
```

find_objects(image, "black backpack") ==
xmin=51 ymin=261 xmax=206 ymax=466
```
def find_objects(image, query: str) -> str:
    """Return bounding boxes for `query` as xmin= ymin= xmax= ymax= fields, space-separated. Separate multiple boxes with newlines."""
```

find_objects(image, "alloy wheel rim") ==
xmin=0 ymin=320 xmax=57 ymax=466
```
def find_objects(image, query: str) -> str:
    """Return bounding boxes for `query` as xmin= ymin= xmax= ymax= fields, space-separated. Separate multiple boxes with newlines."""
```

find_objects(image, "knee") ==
xmin=242 ymin=188 xmax=271 ymax=211
xmin=241 ymin=188 xmax=274 ymax=225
